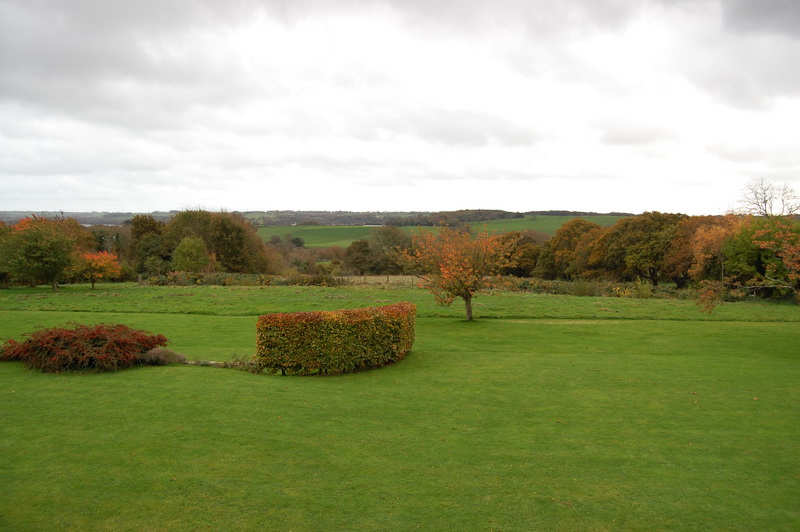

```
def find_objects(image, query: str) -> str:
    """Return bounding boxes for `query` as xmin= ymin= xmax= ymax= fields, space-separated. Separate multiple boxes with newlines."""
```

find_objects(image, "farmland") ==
xmin=257 ymin=214 xmax=623 ymax=247
xmin=1 ymin=283 xmax=798 ymax=530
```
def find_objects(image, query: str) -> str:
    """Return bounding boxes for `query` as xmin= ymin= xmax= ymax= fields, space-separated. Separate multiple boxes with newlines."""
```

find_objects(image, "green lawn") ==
xmin=1 ymin=284 xmax=798 ymax=530
xmin=257 ymin=215 xmax=623 ymax=247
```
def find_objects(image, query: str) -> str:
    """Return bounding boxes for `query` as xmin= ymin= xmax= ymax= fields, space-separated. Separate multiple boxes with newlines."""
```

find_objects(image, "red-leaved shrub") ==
xmin=0 ymin=324 xmax=168 ymax=372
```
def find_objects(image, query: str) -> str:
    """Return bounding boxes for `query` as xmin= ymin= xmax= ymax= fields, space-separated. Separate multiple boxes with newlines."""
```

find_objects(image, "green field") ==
xmin=257 ymin=224 xmax=376 ymax=248
xmin=1 ymin=284 xmax=798 ymax=530
xmin=258 ymin=215 xmax=623 ymax=247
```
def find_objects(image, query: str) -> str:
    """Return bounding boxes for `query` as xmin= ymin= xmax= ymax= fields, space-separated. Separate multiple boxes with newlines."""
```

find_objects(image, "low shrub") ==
xmin=0 ymin=324 xmax=168 ymax=372
xmin=281 ymin=272 xmax=348 ymax=287
xmin=140 ymin=271 xmax=347 ymax=287
xmin=142 ymin=271 xmax=272 ymax=286
xmin=632 ymin=279 xmax=654 ymax=299
xmin=497 ymin=277 xmax=688 ymax=299
xmin=136 ymin=347 xmax=187 ymax=365
xmin=571 ymin=280 xmax=600 ymax=297
xmin=254 ymin=302 xmax=416 ymax=375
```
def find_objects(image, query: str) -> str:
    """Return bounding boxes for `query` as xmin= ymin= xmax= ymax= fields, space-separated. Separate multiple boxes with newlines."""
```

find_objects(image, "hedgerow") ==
xmin=140 ymin=271 xmax=346 ymax=287
xmin=142 ymin=271 xmax=272 ymax=286
xmin=254 ymin=302 xmax=416 ymax=375
xmin=0 ymin=324 xmax=168 ymax=372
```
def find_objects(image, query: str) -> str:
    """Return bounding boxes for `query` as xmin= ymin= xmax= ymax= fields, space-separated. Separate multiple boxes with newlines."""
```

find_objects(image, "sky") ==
xmin=1 ymin=0 xmax=799 ymax=215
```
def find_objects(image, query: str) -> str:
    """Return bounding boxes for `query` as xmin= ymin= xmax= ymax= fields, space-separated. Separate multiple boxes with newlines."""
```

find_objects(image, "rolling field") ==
xmin=470 ymin=214 xmax=623 ymax=235
xmin=1 ymin=284 xmax=799 ymax=530
xmin=257 ymin=214 xmax=623 ymax=247
xmin=257 ymin=224 xmax=376 ymax=248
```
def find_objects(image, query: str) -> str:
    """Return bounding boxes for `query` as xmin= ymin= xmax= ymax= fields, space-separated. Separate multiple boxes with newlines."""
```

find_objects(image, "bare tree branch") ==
xmin=741 ymin=178 xmax=799 ymax=217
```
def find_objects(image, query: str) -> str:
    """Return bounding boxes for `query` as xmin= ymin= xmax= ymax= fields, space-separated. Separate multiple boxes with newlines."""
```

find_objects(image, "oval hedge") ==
xmin=254 ymin=302 xmax=416 ymax=375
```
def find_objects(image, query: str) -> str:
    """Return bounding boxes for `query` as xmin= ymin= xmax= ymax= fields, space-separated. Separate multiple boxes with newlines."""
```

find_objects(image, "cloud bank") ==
xmin=1 ymin=0 xmax=799 ymax=214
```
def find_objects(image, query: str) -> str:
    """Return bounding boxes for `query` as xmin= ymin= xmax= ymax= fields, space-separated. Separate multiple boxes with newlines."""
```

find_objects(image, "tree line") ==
xmin=0 ymin=211 xmax=282 ymax=289
xmin=1 ymin=196 xmax=798 ymax=301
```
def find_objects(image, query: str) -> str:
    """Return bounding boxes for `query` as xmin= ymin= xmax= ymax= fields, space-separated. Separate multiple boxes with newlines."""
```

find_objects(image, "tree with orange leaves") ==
xmin=751 ymin=217 xmax=800 ymax=296
xmin=403 ymin=228 xmax=515 ymax=320
xmin=688 ymin=215 xmax=743 ymax=283
xmin=74 ymin=251 xmax=122 ymax=289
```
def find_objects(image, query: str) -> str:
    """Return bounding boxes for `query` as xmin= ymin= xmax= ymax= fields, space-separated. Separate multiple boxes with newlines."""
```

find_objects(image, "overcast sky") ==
xmin=1 ymin=0 xmax=799 ymax=214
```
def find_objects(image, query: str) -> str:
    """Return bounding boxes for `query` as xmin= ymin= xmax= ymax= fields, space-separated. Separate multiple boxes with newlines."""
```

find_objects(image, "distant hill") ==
xmin=527 ymin=210 xmax=634 ymax=217
xmin=0 ymin=209 xmax=633 ymax=227
xmin=0 ymin=211 xmax=177 ymax=225
xmin=258 ymin=214 xmax=626 ymax=248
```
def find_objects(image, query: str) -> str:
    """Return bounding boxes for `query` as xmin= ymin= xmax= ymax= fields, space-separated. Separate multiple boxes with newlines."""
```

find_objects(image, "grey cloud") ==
xmin=682 ymin=33 xmax=800 ymax=109
xmin=652 ymin=1 xmax=800 ymax=109
xmin=722 ymin=0 xmax=800 ymax=38
xmin=374 ymin=0 xmax=646 ymax=36
xmin=0 ymin=0 xmax=279 ymax=133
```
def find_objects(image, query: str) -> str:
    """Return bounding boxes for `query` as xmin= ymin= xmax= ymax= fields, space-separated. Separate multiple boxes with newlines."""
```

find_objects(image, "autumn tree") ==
xmin=688 ymin=216 xmax=743 ymax=283
xmin=495 ymin=231 xmax=545 ymax=277
xmin=0 ymin=222 xmax=10 ymax=287
xmin=129 ymin=215 xmax=167 ymax=275
xmin=696 ymin=216 xmax=798 ymax=311
xmin=172 ymin=236 xmax=210 ymax=273
xmin=90 ymin=225 xmax=131 ymax=263
xmin=129 ymin=214 xmax=165 ymax=243
xmin=135 ymin=233 xmax=169 ymax=276
xmin=549 ymin=219 xmax=601 ymax=279
xmin=342 ymin=227 xmax=412 ymax=275
xmin=4 ymin=217 xmax=78 ymax=289
xmin=73 ymin=251 xmax=122 ymax=288
xmin=750 ymin=217 xmax=800 ymax=296
xmin=570 ymin=226 xmax=606 ymax=279
xmin=207 ymin=213 xmax=274 ymax=273
xmin=161 ymin=210 xmax=214 ymax=252
xmin=663 ymin=216 xmax=720 ymax=288
xmin=156 ymin=210 xmax=276 ymax=274
xmin=344 ymin=240 xmax=372 ymax=275
xmin=369 ymin=226 xmax=412 ymax=274
xmin=404 ymin=228 xmax=514 ymax=320
xmin=532 ymin=220 xmax=600 ymax=279
xmin=596 ymin=212 xmax=685 ymax=284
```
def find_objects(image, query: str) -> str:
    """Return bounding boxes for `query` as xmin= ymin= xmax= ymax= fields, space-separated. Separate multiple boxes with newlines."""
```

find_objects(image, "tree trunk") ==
xmin=51 ymin=280 xmax=58 ymax=291
xmin=464 ymin=294 xmax=473 ymax=321
xmin=91 ymin=277 xmax=96 ymax=289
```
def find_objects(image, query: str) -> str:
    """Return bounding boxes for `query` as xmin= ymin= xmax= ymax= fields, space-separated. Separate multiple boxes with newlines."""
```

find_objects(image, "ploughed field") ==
xmin=1 ymin=284 xmax=798 ymax=530
xmin=257 ymin=214 xmax=623 ymax=247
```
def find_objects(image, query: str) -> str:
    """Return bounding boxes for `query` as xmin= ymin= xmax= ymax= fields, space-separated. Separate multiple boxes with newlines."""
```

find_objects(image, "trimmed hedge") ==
xmin=255 ymin=302 xmax=416 ymax=375
xmin=1 ymin=324 xmax=168 ymax=372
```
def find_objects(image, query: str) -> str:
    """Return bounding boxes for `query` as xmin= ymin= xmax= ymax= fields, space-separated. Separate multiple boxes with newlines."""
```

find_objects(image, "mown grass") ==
xmin=1 ymin=284 xmax=798 ymax=530
xmin=257 ymin=215 xmax=623 ymax=247
xmin=2 ymin=283 xmax=798 ymax=323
